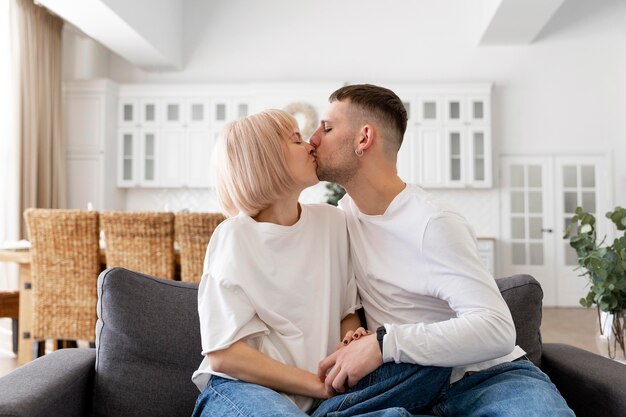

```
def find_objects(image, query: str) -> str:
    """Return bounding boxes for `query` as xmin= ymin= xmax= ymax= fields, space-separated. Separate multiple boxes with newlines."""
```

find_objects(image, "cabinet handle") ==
xmin=541 ymin=228 xmax=553 ymax=233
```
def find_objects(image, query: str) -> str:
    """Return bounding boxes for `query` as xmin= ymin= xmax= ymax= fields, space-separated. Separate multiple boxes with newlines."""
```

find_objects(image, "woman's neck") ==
xmin=254 ymin=194 xmax=302 ymax=226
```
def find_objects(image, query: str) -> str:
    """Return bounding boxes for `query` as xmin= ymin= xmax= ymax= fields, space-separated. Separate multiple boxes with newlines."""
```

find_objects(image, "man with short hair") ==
xmin=309 ymin=84 xmax=574 ymax=416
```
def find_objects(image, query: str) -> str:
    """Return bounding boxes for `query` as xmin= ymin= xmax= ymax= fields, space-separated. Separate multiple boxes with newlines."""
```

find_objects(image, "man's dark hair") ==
xmin=329 ymin=84 xmax=407 ymax=153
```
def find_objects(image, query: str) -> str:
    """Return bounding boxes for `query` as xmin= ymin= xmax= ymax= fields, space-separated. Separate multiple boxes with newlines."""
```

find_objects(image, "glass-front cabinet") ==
xmin=397 ymin=85 xmax=492 ymax=188
xmin=117 ymin=94 xmax=250 ymax=188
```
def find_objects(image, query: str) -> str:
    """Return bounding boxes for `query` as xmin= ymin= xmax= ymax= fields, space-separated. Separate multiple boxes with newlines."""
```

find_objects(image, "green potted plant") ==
xmin=564 ymin=206 xmax=626 ymax=360
xmin=324 ymin=182 xmax=346 ymax=207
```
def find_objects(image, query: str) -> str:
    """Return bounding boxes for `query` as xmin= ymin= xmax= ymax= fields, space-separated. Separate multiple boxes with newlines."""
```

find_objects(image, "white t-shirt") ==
xmin=192 ymin=203 xmax=361 ymax=411
xmin=339 ymin=184 xmax=525 ymax=383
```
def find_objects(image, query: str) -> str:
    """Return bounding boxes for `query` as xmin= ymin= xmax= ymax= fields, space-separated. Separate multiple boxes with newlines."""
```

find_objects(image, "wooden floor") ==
xmin=0 ymin=307 xmax=604 ymax=378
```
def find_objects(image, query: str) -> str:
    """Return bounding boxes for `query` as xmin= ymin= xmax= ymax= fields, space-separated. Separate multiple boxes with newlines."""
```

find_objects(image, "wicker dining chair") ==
xmin=101 ymin=211 xmax=176 ymax=280
xmin=174 ymin=212 xmax=225 ymax=283
xmin=23 ymin=208 xmax=101 ymax=354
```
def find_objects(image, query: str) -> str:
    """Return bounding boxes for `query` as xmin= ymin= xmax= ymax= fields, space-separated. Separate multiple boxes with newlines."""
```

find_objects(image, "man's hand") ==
xmin=335 ymin=327 xmax=371 ymax=351
xmin=318 ymin=333 xmax=383 ymax=395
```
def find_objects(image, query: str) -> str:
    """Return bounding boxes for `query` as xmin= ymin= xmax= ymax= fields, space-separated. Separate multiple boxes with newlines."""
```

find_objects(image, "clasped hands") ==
xmin=317 ymin=327 xmax=384 ymax=397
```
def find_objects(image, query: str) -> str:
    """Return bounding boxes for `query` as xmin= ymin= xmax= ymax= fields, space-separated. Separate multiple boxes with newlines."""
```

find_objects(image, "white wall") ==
xmin=63 ymin=0 xmax=626 ymax=237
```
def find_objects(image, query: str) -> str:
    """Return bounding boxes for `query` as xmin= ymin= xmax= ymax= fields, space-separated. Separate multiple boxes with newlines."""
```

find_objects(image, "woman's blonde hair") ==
xmin=213 ymin=109 xmax=299 ymax=217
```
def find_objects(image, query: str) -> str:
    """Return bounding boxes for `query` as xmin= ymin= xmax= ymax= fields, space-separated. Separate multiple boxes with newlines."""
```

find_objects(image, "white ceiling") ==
xmin=39 ymin=0 xmax=570 ymax=71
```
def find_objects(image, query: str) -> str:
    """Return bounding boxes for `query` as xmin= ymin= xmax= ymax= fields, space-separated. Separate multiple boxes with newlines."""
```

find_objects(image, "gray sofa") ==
xmin=0 ymin=267 xmax=624 ymax=417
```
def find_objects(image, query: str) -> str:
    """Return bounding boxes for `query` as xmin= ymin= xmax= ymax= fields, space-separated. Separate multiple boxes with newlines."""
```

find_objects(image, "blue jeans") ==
xmin=312 ymin=363 xmax=451 ymax=417
xmin=419 ymin=359 xmax=575 ymax=417
xmin=191 ymin=363 xmax=451 ymax=417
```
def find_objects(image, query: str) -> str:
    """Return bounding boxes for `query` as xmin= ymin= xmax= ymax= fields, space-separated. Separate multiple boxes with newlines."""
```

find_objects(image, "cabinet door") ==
xmin=160 ymin=128 xmax=185 ymax=187
xmin=139 ymin=129 xmax=159 ymax=186
xmin=467 ymin=95 xmax=490 ymax=125
xmin=119 ymin=99 xmax=138 ymax=126
xmin=211 ymin=98 xmax=230 ymax=126
xmin=444 ymin=96 xmax=466 ymax=125
xmin=444 ymin=128 xmax=466 ymax=187
xmin=417 ymin=97 xmax=441 ymax=126
xmin=162 ymin=99 xmax=185 ymax=127
xmin=187 ymin=99 xmax=210 ymax=127
xmin=187 ymin=129 xmax=214 ymax=187
xmin=417 ymin=127 xmax=444 ymax=187
xmin=233 ymin=100 xmax=249 ymax=120
xmin=118 ymin=128 xmax=137 ymax=187
xmin=140 ymin=99 xmax=159 ymax=127
xmin=468 ymin=127 xmax=492 ymax=187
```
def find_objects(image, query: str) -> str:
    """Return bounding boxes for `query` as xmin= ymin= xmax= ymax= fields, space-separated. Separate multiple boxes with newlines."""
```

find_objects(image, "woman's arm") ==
xmin=208 ymin=340 xmax=328 ymax=399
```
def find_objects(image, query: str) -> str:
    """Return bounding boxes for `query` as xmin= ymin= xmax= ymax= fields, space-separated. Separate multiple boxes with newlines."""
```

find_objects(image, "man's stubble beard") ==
xmin=316 ymin=140 xmax=359 ymax=185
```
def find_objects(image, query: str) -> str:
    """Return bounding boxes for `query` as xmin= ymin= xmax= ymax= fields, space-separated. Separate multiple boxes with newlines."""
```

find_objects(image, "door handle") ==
xmin=541 ymin=228 xmax=553 ymax=233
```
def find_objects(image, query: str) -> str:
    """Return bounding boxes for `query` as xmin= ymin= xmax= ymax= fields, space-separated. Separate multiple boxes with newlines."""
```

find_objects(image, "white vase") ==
xmin=595 ymin=311 xmax=626 ymax=363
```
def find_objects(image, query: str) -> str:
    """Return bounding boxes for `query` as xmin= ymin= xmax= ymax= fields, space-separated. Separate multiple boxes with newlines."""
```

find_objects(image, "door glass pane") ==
xmin=145 ymin=160 xmax=154 ymax=181
xmin=565 ymin=244 xmax=578 ymax=265
xmin=423 ymin=102 xmax=436 ymax=119
xmin=473 ymin=133 xmax=484 ymax=156
xmin=216 ymin=104 xmax=227 ymax=121
xmin=238 ymin=104 xmax=249 ymax=119
xmin=167 ymin=104 xmax=179 ymax=121
xmin=449 ymin=101 xmax=460 ymax=119
xmin=581 ymin=166 xmax=595 ymax=187
xmin=123 ymin=104 xmax=133 ymax=121
xmin=451 ymin=159 xmax=461 ymax=181
xmin=473 ymin=101 xmax=484 ymax=119
xmin=145 ymin=134 xmax=155 ymax=155
xmin=511 ymin=218 xmax=525 ymax=239
xmin=511 ymin=166 xmax=524 ymax=187
xmin=191 ymin=104 xmax=204 ymax=121
xmin=563 ymin=166 xmax=577 ymax=187
xmin=450 ymin=133 xmax=460 ymax=155
xmin=123 ymin=134 xmax=132 ymax=156
xmin=563 ymin=192 xmax=578 ymax=213
xmin=528 ymin=191 xmax=542 ymax=213
xmin=529 ymin=243 xmax=544 ymax=265
xmin=529 ymin=217 xmax=543 ymax=239
xmin=528 ymin=165 xmax=542 ymax=187
xmin=582 ymin=192 xmax=596 ymax=212
xmin=512 ymin=243 xmax=526 ymax=265
xmin=474 ymin=159 xmax=485 ymax=181
xmin=123 ymin=160 xmax=132 ymax=180
xmin=511 ymin=192 xmax=525 ymax=213
xmin=145 ymin=104 xmax=155 ymax=121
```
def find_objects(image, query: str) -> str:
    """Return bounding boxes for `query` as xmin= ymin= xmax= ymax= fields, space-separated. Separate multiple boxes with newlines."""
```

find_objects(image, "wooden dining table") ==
xmin=0 ymin=247 xmax=181 ymax=365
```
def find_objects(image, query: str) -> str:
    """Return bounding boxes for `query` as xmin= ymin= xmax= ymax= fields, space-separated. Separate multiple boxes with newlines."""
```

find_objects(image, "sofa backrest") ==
xmin=496 ymin=274 xmax=543 ymax=366
xmin=94 ymin=267 xmax=202 ymax=417
xmin=93 ymin=269 xmax=543 ymax=417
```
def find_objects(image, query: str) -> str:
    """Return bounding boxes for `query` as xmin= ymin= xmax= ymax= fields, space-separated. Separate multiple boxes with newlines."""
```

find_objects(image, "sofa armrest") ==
xmin=542 ymin=343 xmax=626 ymax=417
xmin=0 ymin=348 xmax=96 ymax=417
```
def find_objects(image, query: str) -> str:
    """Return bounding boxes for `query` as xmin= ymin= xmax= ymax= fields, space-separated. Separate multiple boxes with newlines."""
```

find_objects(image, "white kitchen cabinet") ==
xmin=64 ymin=79 xmax=124 ymax=210
xmin=397 ymin=84 xmax=492 ymax=188
xmin=477 ymin=238 xmax=496 ymax=276
xmin=117 ymin=89 xmax=249 ymax=188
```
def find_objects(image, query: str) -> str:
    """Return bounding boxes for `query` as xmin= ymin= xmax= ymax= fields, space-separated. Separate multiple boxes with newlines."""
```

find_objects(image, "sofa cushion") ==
xmin=496 ymin=274 xmax=543 ymax=367
xmin=94 ymin=267 xmax=202 ymax=417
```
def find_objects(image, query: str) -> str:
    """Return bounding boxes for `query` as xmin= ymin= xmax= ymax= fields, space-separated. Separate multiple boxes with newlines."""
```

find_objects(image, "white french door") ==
xmin=500 ymin=155 xmax=611 ymax=306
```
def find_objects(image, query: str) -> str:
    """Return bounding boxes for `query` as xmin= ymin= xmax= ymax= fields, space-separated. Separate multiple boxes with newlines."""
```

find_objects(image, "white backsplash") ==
xmin=125 ymin=184 xmax=499 ymax=238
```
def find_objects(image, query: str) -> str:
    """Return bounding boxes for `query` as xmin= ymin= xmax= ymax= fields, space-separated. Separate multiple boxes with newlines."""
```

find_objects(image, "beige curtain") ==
xmin=13 ymin=0 xmax=66 ymax=237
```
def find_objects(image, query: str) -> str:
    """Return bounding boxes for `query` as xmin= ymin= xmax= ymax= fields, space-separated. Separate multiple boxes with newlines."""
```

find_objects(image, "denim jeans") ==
xmin=191 ymin=363 xmax=451 ymax=417
xmin=311 ymin=362 xmax=451 ymax=417
xmin=192 ymin=376 xmax=308 ymax=417
xmin=418 ymin=359 xmax=575 ymax=417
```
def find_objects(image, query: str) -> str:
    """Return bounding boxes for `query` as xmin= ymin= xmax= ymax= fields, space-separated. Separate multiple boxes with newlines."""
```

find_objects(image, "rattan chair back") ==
xmin=24 ymin=208 xmax=100 ymax=342
xmin=101 ymin=211 xmax=175 ymax=280
xmin=175 ymin=212 xmax=225 ymax=283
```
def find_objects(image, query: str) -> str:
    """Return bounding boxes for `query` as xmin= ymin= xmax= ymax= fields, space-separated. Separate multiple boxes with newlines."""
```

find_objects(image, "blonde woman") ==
xmin=191 ymin=110 xmax=450 ymax=417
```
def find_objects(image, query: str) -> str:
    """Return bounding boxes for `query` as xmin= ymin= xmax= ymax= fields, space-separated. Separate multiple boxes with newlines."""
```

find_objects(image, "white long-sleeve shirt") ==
xmin=192 ymin=204 xmax=361 ymax=411
xmin=339 ymin=184 xmax=525 ymax=383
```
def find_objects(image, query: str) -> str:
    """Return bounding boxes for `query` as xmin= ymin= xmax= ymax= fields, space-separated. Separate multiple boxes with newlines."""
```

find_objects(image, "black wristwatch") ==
xmin=376 ymin=325 xmax=386 ymax=354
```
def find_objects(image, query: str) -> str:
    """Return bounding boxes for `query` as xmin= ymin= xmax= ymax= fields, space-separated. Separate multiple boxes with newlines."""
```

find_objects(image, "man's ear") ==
xmin=357 ymin=125 xmax=375 ymax=152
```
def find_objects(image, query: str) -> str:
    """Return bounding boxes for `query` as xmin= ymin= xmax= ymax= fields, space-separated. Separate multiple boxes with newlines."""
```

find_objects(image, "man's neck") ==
xmin=342 ymin=171 xmax=406 ymax=216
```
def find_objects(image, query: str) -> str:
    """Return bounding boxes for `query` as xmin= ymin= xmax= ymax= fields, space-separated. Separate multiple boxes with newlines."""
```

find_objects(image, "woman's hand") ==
xmin=335 ymin=327 xmax=371 ymax=350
